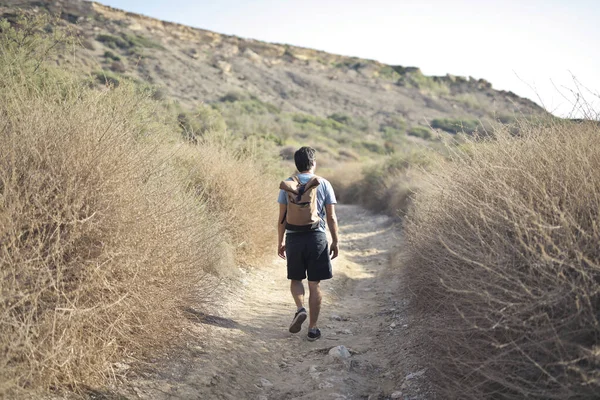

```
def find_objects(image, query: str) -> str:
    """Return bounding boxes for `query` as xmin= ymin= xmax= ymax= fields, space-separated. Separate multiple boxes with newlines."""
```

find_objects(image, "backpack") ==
xmin=280 ymin=175 xmax=322 ymax=231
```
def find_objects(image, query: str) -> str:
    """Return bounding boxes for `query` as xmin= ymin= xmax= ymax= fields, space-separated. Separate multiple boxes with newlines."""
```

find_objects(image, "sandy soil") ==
xmin=111 ymin=205 xmax=431 ymax=400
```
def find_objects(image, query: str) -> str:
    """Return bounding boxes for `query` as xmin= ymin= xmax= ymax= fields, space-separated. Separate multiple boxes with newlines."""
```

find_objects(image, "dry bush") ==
xmin=403 ymin=118 xmax=600 ymax=399
xmin=327 ymin=150 xmax=429 ymax=216
xmin=0 ymin=17 xmax=226 ymax=396
xmin=324 ymin=162 xmax=364 ymax=205
xmin=173 ymin=140 xmax=279 ymax=266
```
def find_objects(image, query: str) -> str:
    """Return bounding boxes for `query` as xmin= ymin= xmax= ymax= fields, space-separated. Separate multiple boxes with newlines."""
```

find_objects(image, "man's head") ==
xmin=294 ymin=146 xmax=316 ymax=173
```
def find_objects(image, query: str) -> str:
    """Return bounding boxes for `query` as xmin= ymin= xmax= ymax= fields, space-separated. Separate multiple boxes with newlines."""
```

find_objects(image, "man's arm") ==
xmin=278 ymin=203 xmax=287 ymax=259
xmin=326 ymin=204 xmax=339 ymax=259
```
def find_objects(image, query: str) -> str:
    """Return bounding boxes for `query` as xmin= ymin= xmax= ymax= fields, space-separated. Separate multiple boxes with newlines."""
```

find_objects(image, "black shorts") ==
xmin=285 ymin=231 xmax=333 ymax=282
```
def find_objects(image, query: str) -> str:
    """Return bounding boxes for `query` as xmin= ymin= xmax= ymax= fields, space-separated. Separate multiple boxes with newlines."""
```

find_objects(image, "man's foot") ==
xmin=289 ymin=308 xmax=307 ymax=333
xmin=307 ymin=327 xmax=321 ymax=341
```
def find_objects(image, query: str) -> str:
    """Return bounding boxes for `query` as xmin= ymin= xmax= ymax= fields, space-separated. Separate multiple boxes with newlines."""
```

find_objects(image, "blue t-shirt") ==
xmin=278 ymin=173 xmax=337 ymax=233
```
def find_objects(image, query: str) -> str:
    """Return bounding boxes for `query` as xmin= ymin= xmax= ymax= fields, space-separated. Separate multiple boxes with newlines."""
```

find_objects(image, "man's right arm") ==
xmin=325 ymin=204 xmax=339 ymax=259
xmin=278 ymin=203 xmax=287 ymax=259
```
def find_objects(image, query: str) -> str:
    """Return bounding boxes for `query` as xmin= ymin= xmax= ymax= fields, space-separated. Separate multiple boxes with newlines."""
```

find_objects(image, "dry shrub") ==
xmin=403 ymin=118 xmax=600 ymax=399
xmin=327 ymin=150 xmax=429 ymax=216
xmin=0 ymin=18 xmax=225 ymax=395
xmin=174 ymin=140 xmax=279 ymax=266
xmin=324 ymin=162 xmax=364 ymax=204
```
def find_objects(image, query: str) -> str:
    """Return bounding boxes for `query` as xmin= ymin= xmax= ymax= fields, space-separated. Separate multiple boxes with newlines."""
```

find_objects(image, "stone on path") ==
xmin=391 ymin=391 xmax=404 ymax=399
xmin=405 ymin=368 xmax=426 ymax=380
xmin=328 ymin=345 xmax=351 ymax=359
xmin=259 ymin=377 xmax=273 ymax=388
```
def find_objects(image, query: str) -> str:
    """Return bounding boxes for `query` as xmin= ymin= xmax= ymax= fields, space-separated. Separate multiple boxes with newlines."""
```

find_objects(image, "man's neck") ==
xmin=299 ymin=169 xmax=315 ymax=174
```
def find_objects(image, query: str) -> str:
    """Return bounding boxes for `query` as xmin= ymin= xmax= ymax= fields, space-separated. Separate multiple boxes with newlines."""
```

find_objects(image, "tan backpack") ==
xmin=280 ymin=175 xmax=322 ymax=231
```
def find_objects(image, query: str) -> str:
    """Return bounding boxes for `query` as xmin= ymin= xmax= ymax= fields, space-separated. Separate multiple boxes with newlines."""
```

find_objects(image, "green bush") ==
xmin=217 ymin=92 xmax=280 ymax=114
xmin=103 ymin=50 xmax=120 ymax=61
xmin=178 ymin=104 xmax=227 ymax=140
xmin=407 ymin=126 xmax=432 ymax=140
xmin=97 ymin=33 xmax=163 ymax=50
xmin=359 ymin=141 xmax=386 ymax=154
xmin=431 ymin=117 xmax=479 ymax=134
xmin=122 ymin=32 xmax=163 ymax=49
xmin=328 ymin=112 xmax=352 ymax=125
xmin=96 ymin=33 xmax=129 ymax=49
xmin=398 ymin=69 xmax=450 ymax=95
xmin=293 ymin=113 xmax=345 ymax=131
xmin=381 ymin=116 xmax=407 ymax=140
xmin=220 ymin=91 xmax=249 ymax=102
xmin=378 ymin=65 xmax=401 ymax=81
xmin=93 ymin=69 xmax=121 ymax=87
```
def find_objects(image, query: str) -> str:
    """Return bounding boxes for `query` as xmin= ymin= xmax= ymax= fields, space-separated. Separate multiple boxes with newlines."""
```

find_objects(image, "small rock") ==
xmin=214 ymin=60 xmax=232 ymax=74
xmin=340 ymin=329 xmax=352 ymax=335
xmin=390 ymin=322 xmax=397 ymax=328
xmin=259 ymin=378 xmax=273 ymax=388
xmin=309 ymin=365 xmax=320 ymax=380
xmin=405 ymin=368 xmax=427 ymax=380
xmin=330 ymin=394 xmax=347 ymax=399
xmin=113 ymin=362 xmax=130 ymax=372
xmin=391 ymin=391 xmax=404 ymax=399
xmin=328 ymin=345 xmax=351 ymax=359
xmin=330 ymin=314 xmax=343 ymax=321
xmin=318 ymin=381 xmax=334 ymax=389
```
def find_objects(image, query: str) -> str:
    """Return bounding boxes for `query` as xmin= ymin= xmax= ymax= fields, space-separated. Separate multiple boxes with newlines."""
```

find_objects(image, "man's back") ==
xmin=277 ymin=173 xmax=337 ymax=233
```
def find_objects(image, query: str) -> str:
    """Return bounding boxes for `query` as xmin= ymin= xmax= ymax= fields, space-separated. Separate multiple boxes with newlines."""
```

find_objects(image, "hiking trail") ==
xmin=114 ymin=205 xmax=431 ymax=400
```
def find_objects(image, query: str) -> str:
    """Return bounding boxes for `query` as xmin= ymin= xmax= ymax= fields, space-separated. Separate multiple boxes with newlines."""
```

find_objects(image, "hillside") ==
xmin=1 ymin=0 xmax=546 ymax=162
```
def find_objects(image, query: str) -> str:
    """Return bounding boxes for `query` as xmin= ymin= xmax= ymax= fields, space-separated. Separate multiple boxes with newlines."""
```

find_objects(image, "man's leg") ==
xmin=289 ymin=280 xmax=307 ymax=333
xmin=290 ymin=280 xmax=305 ymax=309
xmin=307 ymin=281 xmax=322 ymax=329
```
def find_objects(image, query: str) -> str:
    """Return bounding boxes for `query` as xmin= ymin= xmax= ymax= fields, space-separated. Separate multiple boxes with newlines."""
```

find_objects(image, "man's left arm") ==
xmin=324 ymin=181 xmax=339 ymax=259
xmin=326 ymin=204 xmax=339 ymax=259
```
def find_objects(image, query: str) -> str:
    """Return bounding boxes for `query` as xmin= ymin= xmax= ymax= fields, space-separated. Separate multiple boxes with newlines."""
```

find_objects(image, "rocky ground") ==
xmin=102 ymin=205 xmax=433 ymax=400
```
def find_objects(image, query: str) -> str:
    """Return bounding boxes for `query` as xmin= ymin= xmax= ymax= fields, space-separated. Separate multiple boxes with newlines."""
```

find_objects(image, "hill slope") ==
xmin=0 ymin=0 xmax=546 ymax=160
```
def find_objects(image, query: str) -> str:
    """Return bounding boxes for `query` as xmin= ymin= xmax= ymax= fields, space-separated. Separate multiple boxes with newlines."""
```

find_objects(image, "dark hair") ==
xmin=294 ymin=146 xmax=316 ymax=172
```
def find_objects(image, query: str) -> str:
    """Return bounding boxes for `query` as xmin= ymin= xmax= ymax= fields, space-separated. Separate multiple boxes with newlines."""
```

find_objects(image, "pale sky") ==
xmin=100 ymin=0 xmax=600 ymax=117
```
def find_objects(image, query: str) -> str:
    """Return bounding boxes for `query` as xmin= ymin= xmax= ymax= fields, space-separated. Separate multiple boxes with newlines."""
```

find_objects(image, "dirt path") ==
xmin=116 ymin=205 xmax=429 ymax=400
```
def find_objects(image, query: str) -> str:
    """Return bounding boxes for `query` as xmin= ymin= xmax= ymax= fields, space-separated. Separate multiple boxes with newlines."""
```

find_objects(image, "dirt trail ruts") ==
xmin=115 ymin=205 xmax=430 ymax=400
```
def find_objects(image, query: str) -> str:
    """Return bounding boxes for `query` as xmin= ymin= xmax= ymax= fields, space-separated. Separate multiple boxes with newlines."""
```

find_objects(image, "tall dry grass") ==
xmin=327 ymin=149 xmax=430 ymax=217
xmin=0 ymin=16 xmax=276 ymax=396
xmin=403 ymin=118 xmax=600 ymax=399
xmin=174 ymin=139 xmax=279 ymax=266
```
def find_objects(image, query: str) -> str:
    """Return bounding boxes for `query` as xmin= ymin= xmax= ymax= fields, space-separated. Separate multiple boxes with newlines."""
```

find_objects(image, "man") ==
xmin=277 ymin=146 xmax=339 ymax=341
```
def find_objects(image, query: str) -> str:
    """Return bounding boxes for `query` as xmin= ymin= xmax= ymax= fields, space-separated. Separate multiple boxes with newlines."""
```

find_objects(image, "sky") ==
xmin=100 ymin=0 xmax=600 ymax=117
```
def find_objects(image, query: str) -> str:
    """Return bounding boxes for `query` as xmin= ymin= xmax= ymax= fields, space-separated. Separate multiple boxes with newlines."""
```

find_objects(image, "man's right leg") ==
xmin=290 ymin=280 xmax=305 ymax=309
xmin=307 ymin=280 xmax=322 ymax=329
xmin=289 ymin=280 xmax=307 ymax=333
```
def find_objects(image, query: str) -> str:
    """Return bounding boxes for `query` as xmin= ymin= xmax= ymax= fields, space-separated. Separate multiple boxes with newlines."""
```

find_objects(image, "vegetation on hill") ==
xmin=0 ymin=16 xmax=277 ymax=396
xmin=0 ymin=0 xmax=548 ymax=166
